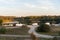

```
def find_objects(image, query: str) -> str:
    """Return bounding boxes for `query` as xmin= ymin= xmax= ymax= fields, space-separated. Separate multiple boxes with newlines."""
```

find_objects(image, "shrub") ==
xmin=0 ymin=27 xmax=7 ymax=34
xmin=58 ymin=31 xmax=60 ymax=36
xmin=0 ymin=19 xmax=3 ymax=26
xmin=36 ymin=23 xmax=50 ymax=32
xmin=53 ymin=37 xmax=57 ymax=40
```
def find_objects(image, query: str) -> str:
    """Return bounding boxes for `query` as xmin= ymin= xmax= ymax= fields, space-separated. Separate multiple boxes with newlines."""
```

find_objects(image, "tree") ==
xmin=14 ymin=17 xmax=23 ymax=23
xmin=0 ymin=19 xmax=3 ymax=26
xmin=36 ymin=23 xmax=50 ymax=32
xmin=24 ymin=17 xmax=31 ymax=25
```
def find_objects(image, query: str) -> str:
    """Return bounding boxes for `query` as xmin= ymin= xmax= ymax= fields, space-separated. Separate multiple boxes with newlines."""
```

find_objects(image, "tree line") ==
xmin=14 ymin=16 xmax=60 ymax=25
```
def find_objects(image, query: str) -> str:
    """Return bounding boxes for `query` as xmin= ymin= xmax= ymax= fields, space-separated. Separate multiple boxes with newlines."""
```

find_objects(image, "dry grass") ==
xmin=37 ymin=26 xmax=60 ymax=36
xmin=5 ymin=26 xmax=30 ymax=35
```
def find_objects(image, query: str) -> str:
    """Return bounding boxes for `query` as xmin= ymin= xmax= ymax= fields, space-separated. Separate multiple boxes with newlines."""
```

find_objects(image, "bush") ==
xmin=58 ymin=31 xmax=60 ymax=36
xmin=0 ymin=27 xmax=7 ymax=34
xmin=0 ymin=19 xmax=3 ymax=26
xmin=53 ymin=37 xmax=57 ymax=40
xmin=36 ymin=23 xmax=50 ymax=32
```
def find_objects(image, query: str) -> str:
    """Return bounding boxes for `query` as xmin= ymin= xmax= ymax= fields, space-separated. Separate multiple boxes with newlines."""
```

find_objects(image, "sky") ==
xmin=0 ymin=0 xmax=60 ymax=16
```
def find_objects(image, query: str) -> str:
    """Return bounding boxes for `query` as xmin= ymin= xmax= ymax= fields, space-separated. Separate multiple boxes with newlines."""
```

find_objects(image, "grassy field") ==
xmin=0 ymin=26 xmax=60 ymax=40
xmin=37 ymin=26 xmax=60 ymax=36
xmin=5 ymin=26 xmax=30 ymax=35
xmin=0 ymin=26 xmax=32 ymax=40
xmin=0 ymin=37 xmax=32 ymax=40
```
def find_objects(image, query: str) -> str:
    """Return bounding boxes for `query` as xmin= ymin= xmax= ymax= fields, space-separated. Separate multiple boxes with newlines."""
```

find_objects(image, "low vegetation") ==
xmin=0 ymin=27 xmax=7 ymax=34
xmin=0 ymin=19 xmax=3 ymax=26
xmin=6 ymin=26 xmax=30 ymax=35
xmin=36 ymin=23 xmax=50 ymax=32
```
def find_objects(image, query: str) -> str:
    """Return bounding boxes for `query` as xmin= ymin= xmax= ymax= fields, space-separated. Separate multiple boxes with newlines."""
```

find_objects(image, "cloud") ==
xmin=0 ymin=0 xmax=16 ymax=5
xmin=37 ymin=0 xmax=55 ymax=10
xmin=24 ymin=0 xmax=56 ymax=13
xmin=0 ymin=0 xmax=15 ymax=2
xmin=24 ymin=3 xmax=36 ymax=8
xmin=0 ymin=0 xmax=59 ymax=16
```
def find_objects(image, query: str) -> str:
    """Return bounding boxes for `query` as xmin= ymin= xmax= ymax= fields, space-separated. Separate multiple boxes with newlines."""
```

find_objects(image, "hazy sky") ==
xmin=0 ymin=0 xmax=60 ymax=16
